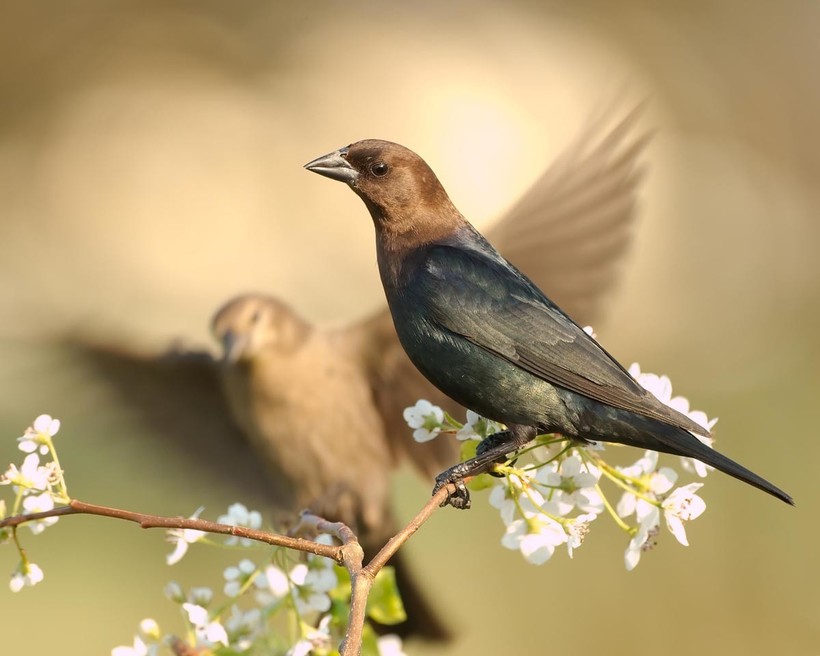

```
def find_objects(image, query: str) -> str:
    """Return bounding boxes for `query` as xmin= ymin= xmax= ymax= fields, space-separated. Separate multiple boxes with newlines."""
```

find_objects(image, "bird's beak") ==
xmin=304 ymin=147 xmax=358 ymax=184
xmin=221 ymin=330 xmax=249 ymax=364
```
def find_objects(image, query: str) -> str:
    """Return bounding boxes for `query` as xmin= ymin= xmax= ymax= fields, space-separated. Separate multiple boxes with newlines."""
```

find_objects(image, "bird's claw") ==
xmin=432 ymin=428 xmax=532 ymax=508
xmin=433 ymin=464 xmax=472 ymax=510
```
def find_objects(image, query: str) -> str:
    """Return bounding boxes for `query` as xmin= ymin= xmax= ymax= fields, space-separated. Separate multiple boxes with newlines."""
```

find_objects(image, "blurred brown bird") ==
xmin=68 ymin=106 xmax=648 ymax=639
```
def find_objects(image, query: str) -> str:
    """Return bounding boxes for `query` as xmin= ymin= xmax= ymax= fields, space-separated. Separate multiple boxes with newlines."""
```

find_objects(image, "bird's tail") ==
xmin=623 ymin=419 xmax=793 ymax=505
xmin=389 ymin=548 xmax=452 ymax=641
xmin=362 ymin=527 xmax=452 ymax=641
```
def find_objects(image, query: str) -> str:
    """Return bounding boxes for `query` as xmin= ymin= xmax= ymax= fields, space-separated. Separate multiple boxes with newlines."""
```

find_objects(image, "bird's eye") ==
xmin=370 ymin=161 xmax=389 ymax=177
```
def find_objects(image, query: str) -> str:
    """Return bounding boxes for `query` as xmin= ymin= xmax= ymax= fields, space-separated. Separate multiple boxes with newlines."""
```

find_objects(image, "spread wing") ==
xmin=418 ymin=242 xmax=708 ymax=437
xmin=489 ymin=102 xmax=649 ymax=324
xmin=62 ymin=338 xmax=275 ymax=499
xmin=353 ymin=104 xmax=651 ymax=472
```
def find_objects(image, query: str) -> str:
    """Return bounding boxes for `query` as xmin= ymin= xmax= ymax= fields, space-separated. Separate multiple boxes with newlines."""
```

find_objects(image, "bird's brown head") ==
xmin=211 ymin=294 xmax=311 ymax=364
xmin=305 ymin=140 xmax=464 ymax=247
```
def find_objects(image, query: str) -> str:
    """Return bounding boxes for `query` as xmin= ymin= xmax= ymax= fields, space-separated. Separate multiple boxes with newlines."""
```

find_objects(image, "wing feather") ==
xmin=419 ymin=244 xmax=709 ymax=437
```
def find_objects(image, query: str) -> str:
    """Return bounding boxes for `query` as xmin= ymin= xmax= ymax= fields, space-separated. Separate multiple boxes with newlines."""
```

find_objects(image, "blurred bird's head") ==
xmin=210 ymin=294 xmax=311 ymax=364
xmin=305 ymin=140 xmax=461 ymax=240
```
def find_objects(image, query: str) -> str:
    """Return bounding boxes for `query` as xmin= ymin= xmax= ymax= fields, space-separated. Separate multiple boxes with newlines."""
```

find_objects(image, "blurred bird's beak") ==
xmin=221 ymin=330 xmax=250 ymax=364
xmin=304 ymin=148 xmax=358 ymax=184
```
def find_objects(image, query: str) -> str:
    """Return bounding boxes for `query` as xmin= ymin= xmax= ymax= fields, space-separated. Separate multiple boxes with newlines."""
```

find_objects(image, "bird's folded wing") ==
xmin=419 ymin=245 xmax=709 ymax=437
xmin=63 ymin=338 xmax=275 ymax=498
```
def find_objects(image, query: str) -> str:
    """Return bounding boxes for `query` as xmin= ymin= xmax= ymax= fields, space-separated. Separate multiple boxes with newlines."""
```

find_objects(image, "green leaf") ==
xmin=460 ymin=439 xmax=478 ymax=461
xmin=467 ymin=472 xmax=496 ymax=491
xmin=330 ymin=563 xmax=352 ymax=600
xmin=366 ymin=566 xmax=406 ymax=625
xmin=360 ymin=623 xmax=381 ymax=656
xmin=326 ymin=564 xmax=354 ymax=628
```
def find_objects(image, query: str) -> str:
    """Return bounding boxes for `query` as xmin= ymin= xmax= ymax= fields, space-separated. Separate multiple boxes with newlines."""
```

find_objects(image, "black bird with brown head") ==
xmin=306 ymin=139 xmax=793 ymax=507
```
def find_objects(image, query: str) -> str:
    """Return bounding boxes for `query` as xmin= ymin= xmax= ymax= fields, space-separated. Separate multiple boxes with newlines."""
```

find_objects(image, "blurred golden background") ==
xmin=0 ymin=1 xmax=817 ymax=654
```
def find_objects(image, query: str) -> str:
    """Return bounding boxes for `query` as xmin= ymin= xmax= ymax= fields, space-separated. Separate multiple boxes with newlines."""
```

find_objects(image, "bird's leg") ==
xmin=476 ymin=427 xmax=528 ymax=476
xmin=432 ymin=424 xmax=537 ymax=510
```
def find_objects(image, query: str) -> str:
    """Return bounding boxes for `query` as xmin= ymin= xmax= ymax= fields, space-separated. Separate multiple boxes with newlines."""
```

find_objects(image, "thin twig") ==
xmin=1 ymin=485 xmax=461 ymax=656
xmin=0 ymin=498 xmax=340 ymax=560
xmin=339 ymin=483 xmax=459 ymax=656
xmin=366 ymin=483 xmax=457 ymax=574
xmin=292 ymin=512 xmax=365 ymax=572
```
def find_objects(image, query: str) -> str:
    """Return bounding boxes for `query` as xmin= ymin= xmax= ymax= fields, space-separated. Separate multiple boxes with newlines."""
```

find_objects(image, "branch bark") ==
xmin=0 ymin=483 xmax=462 ymax=655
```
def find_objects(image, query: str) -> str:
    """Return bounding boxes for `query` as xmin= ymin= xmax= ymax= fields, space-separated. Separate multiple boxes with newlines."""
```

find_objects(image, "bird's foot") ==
xmin=432 ymin=425 xmax=537 ymax=509
xmin=433 ymin=464 xmax=473 ymax=509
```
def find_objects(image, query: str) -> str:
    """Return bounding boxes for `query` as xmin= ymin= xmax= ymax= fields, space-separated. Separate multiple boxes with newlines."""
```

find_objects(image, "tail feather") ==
xmin=389 ymin=549 xmax=452 ymax=641
xmin=649 ymin=423 xmax=793 ymax=505
xmin=362 ymin=527 xmax=452 ymax=641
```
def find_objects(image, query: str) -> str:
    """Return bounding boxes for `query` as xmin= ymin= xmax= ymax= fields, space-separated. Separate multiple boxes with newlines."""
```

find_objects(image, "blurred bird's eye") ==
xmin=370 ymin=162 xmax=389 ymax=177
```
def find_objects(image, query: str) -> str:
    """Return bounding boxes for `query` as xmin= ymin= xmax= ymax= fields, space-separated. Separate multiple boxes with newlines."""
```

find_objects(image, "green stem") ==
xmin=11 ymin=485 xmax=24 ymax=518
xmin=442 ymin=411 xmax=463 ymax=429
xmin=527 ymin=443 xmax=574 ymax=471
xmin=213 ymin=564 xmax=262 ymax=619
xmin=596 ymin=461 xmax=658 ymax=506
xmin=11 ymin=526 xmax=25 ymax=561
xmin=596 ymin=483 xmax=632 ymax=533
xmin=44 ymin=437 xmax=69 ymax=500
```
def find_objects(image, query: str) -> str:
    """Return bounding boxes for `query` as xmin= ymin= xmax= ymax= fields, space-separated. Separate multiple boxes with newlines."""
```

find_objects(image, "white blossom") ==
xmin=1 ymin=453 xmax=53 ymax=491
xmin=662 ymin=483 xmax=706 ymax=546
xmin=489 ymin=469 xmax=542 ymax=526
xmin=138 ymin=619 xmax=160 ymax=641
xmin=223 ymin=559 xmax=257 ymax=597
xmin=305 ymin=562 xmax=337 ymax=593
xmin=488 ymin=484 xmax=517 ymax=526
xmin=182 ymin=603 xmax=228 ymax=647
xmin=456 ymin=410 xmax=503 ymax=441
xmin=528 ymin=439 xmax=571 ymax=464
xmin=628 ymin=362 xmax=718 ymax=476
xmin=18 ymin=414 xmax=61 ymax=455
xmin=566 ymin=513 xmax=597 ymax=558
xmin=9 ymin=561 xmax=44 ymax=592
xmin=224 ymin=605 xmax=262 ymax=651
xmin=21 ymin=492 xmax=59 ymax=534
xmin=403 ymin=399 xmax=445 ymax=442
xmin=111 ymin=620 xmax=160 ymax=656
xmin=164 ymin=581 xmax=184 ymax=603
xmin=535 ymin=454 xmax=603 ymax=515
xmin=624 ymin=515 xmax=661 ymax=571
xmin=254 ymin=564 xmax=290 ymax=605
xmin=288 ymin=640 xmax=313 ymax=656
xmin=217 ymin=502 xmax=263 ymax=546
xmin=111 ymin=636 xmax=153 ymax=656
xmin=287 ymin=615 xmax=332 ymax=656
xmin=377 ymin=634 xmax=408 ymax=656
xmin=188 ymin=586 xmax=214 ymax=607
xmin=616 ymin=451 xmax=677 ymax=519
xmin=165 ymin=508 xmax=207 ymax=565
xmin=289 ymin=563 xmax=333 ymax=614
xmin=501 ymin=515 xmax=568 ymax=565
